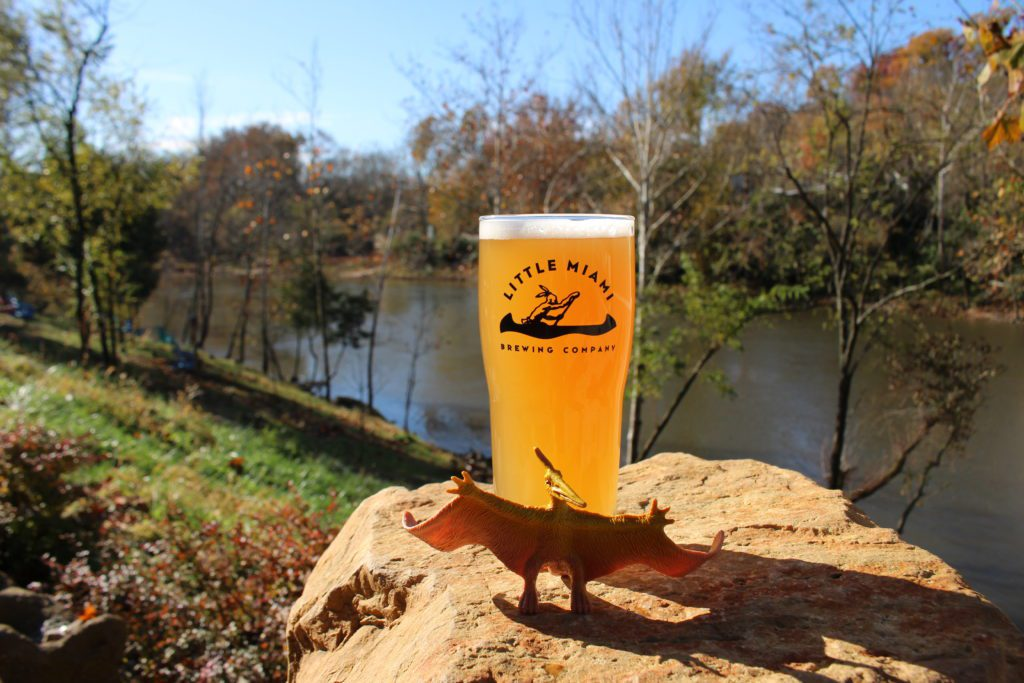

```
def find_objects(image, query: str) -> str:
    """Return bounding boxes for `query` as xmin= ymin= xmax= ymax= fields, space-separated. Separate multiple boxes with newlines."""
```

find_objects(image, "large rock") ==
xmin=0 ymin=587 xmax=60 ymax=641
xmin=0 ymin=609 xmax=125 ymax=683
xmin=288 ymin=453 xmax=1024 ymax=682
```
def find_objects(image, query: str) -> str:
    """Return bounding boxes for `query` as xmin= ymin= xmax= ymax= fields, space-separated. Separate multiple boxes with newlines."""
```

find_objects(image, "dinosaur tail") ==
xmin=645 ymin=529 xmax=725 ymax=578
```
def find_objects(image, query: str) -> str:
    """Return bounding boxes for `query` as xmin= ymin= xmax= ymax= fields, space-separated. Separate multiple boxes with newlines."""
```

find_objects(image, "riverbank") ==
xmin=0 ymin=314 xmax=463 ymax=677
xmin=161 ymin=253 xmax=475 ymax=285
xmin=0 ymin=315 xmax=459 ymax=523
xmin=160 ymin=255 xmax=1023 ymax=324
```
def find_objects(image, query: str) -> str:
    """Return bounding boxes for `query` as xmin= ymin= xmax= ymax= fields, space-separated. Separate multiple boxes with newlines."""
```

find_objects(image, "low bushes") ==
xmin=1 ymin=424 xmax=334 ymax=681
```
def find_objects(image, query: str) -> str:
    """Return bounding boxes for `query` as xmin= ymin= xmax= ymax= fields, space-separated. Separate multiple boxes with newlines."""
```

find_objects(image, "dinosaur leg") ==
xmin=518 ymin=557 xmax=542 ymax=615
xmin=567 ymin=558 xmax=591 ymax=615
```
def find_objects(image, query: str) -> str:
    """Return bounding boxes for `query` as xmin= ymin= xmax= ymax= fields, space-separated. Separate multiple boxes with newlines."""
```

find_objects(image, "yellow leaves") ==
xmin=978 ymin=59 xmax=994 ymax=86
xmin=967 ymin=13 xmax=1024 ymax=149
xmin=978 ymin=21 xmax=1011 ymax=57
xmin=982 ymin=114 xmax=1021 ymax=149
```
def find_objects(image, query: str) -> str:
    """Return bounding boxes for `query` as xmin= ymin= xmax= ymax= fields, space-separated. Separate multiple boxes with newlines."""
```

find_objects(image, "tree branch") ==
xmin=849 ymin=419 xmax=932 ymax=501
xmin=640 ymin=344 xmax=720 ymax=460
xmin=857 ymin=270 xmax=953 ymax=325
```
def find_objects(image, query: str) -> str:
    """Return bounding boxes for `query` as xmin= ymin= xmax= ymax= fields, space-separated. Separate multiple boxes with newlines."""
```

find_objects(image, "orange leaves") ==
xmin=965 ymin=12 xmax=1024 ymax=148
xmin=982 ymin=114 xmax=1022 ymax=149
xmin=78 ymin=603 xmax=98 ymax=622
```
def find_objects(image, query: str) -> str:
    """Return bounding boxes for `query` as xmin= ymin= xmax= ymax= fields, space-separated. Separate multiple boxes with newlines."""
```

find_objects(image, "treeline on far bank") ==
xmin=2 ymin=1 xmax=1023 ymax=511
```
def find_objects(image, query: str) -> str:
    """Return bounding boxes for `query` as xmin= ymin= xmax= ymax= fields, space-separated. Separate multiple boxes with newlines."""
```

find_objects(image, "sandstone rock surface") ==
xmin=287 ymin=453 xmax=1024 ymax=682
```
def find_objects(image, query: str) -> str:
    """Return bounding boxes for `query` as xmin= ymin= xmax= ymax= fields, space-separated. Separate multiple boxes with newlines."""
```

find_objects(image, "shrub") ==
xmin=0 ymin=425 xmax=109 ymax=584
xmin=53 ymin=498 xmax=334 ymax=682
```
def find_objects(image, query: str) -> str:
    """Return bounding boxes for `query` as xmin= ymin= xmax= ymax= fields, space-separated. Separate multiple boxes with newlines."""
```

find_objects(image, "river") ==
xmin=140 ymin=270 xmax=1024 ymax=627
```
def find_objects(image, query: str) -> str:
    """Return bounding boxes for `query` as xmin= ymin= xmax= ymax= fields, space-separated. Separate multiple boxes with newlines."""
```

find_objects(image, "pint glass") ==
xmin=478 ymin=214 xmax=635 ymax=514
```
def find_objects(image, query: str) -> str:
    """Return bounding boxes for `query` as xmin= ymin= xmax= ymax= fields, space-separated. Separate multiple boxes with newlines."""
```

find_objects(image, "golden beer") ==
xmin=478 ymin=215 xmax=635 ymax=514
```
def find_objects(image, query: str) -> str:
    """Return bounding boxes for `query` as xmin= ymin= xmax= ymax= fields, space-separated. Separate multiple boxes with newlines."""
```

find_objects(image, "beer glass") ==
xmin=478 ymin=214 xmax=635 ymax=514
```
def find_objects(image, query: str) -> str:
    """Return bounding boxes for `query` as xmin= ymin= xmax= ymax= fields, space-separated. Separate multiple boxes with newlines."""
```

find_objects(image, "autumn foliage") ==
xmin=0 ymin=425 xmax=109 ymax=585
xmin=0 ymin=425 xmax=334 ymax=682
xmin=964 ymin=9 xmax=1024 ymax=147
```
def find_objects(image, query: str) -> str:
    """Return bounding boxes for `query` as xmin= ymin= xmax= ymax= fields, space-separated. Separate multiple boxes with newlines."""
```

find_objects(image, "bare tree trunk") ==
xmin=226 ymin=255 xmax=254 ymax=363
xmin=935 ymin=166 xmax=946 ymax=265
xmin=640 ymin=345 xmax=719 ymax=459
xmin=366 ymin=183 xmax=402 ymax=412
xmin=189 ymin=79 xmax=210 ymax=352
xmin=313 ymin=228 xmax=330 ymax=399
xmin=258 ymin=200 xmax=282 ymax=378
xmin=66 ymin=118 xmax=91 ymax=359
xmin=199 ymin=259 xmax=215 ymax=347
xmin=896 ymin=438 xmax=952 ymax=534
xmin=403 ymin=290 xmax=434 ymax=431
xmin=87 ymin=265 xmax=110 ymax=365
xmin=625 ymin=185 xmax=649 ymax=464
xmin=826 ymin=360 xmax=853 ymax=490
xmin=403 ymin=341 xmax=422 ymax=432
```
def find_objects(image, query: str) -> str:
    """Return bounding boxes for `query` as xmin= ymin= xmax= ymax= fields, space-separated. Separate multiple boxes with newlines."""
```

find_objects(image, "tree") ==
xmin=966 ymin=171 xmax=1024 ymax=318
xmin=881 ymin=29 xmax=983 ymax=264
xmin=0 ymin=0 xmax=29 ymax=147
xmin=402 ymin=287 xmax=442 ymax=431
xmin=365 ymin=181 xmax=401 ymax=412
xmin=281 ymin=261 xmax=372 ymax=393
xmin=18 ymin=0 xmax=112 ymax=359
xmin=182 ymin=77 xmax=215 ymax=354
xmin=638 ymin=262 xmax=805 ymax=460
xmin=574 ymin=0 xmax=736 ymax=462
xmin=0 ymin=1 xmax=30 ymax=291
xmin=82 ymin=147 xmax=173 ymax=364
xmin=762 ymin=0 xmax=974 ymax=491
xmin=850 ymin=322 xmax=997 ymax=534
xmin=411 ymin=93 xmax=594 ymax=236
xmin=284 ymin=43 xmax=346 ymax=399
xmin=219 ymin=125 xmax=300 ymax=372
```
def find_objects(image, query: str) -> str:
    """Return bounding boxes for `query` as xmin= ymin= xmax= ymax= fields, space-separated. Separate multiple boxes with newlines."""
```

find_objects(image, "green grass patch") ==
xmin=0 ymin=316 xmax=458 ymax=526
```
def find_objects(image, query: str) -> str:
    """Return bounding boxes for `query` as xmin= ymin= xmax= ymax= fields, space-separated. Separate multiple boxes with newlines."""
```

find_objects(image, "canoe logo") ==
xmin=500 ymin=285 xmax=616 ymax=339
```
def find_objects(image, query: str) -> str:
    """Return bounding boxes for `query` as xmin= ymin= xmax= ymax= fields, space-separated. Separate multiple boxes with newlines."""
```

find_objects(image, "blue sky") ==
xmin=103 ymin=0 xmax=980 ymax=154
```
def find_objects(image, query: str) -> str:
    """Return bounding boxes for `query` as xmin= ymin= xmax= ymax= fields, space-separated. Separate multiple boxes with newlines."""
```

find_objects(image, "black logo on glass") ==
xmin=500 ymin=285 xmax=616 ymax=339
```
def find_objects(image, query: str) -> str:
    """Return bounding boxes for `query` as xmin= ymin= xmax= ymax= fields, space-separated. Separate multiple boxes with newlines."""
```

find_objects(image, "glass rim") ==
xmin=478 ymin=213 xmax=635 ymax=239
xmin=479 ymin=213 xmax=634 ymax=222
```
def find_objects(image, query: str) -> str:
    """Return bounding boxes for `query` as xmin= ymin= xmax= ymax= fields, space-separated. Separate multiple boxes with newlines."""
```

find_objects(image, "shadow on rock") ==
xmin=492 ymin=550 xmax=1022 ymax=681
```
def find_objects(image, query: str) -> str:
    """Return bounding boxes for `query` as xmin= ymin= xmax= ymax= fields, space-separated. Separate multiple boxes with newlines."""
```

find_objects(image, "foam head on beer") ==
xmin=478 ymin=214 xmax=635 ymax=514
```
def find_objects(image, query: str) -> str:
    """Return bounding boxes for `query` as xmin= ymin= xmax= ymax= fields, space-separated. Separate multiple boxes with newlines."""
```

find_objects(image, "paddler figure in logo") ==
xmin=522 ymin=285 xmax=580 ymax=326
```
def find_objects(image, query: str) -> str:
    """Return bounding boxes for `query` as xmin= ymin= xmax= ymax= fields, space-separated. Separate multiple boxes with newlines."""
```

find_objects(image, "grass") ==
xmin=0 ymin=314 xmax=459 ymax=526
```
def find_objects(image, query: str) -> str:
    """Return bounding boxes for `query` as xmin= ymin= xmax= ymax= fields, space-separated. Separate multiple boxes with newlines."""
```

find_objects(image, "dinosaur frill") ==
xmin=402 ymin=461 xmax=724 ymax=615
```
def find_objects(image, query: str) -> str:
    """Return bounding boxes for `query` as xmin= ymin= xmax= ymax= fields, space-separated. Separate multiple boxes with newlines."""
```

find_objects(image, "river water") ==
xmin=140 ymin=271 xmax=1024 ymax=627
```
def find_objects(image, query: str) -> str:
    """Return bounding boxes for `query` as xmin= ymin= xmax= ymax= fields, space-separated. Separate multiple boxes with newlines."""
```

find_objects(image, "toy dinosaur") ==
xmin=402 ymin=447 xmax=725 ymax=615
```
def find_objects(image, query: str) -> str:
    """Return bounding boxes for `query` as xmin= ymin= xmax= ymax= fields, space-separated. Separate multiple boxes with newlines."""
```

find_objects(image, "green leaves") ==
xmin=636 ymin=255 xmax=807 ymax=400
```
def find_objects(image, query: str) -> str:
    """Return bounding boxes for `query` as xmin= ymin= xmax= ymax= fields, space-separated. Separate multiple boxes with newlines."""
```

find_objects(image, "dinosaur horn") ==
xmin=534 ymin=447 xmax=555 ymax=470
xmin=647 ymin=499 xmax=674 ymax=524
xmin=535 ymin=447 xmax=587 ymax=509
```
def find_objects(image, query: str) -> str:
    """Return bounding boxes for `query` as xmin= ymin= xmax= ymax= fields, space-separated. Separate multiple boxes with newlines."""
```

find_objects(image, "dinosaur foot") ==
xmin=570 ymin=587 xmax=591 ymax=615
xmin=518 ymin=588 xmax=539 ymax=615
